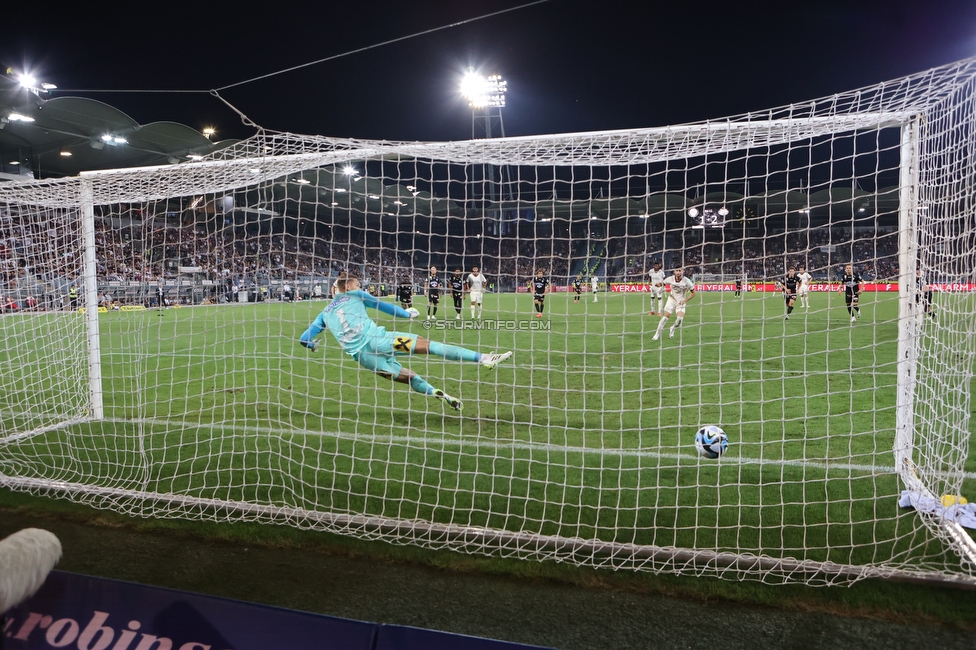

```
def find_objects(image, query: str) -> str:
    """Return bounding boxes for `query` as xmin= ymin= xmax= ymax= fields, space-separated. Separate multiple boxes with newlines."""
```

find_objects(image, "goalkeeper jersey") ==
xmin=302 ymin=289 xmax=410 ymax=356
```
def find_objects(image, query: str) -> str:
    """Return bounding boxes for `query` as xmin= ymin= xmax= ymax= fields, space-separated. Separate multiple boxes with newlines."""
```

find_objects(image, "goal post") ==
xmin=80 ymin=178 xmax=104 ymax=420
xmin=895 ymin=117 xmax=920 ymax=487
xmin=1 ymin=59 xmax=976 ymax=586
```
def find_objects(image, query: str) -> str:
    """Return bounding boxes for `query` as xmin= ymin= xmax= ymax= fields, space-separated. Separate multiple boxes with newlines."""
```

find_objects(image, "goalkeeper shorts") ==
xmin=353 ymin=330 xmax=417 ymax=379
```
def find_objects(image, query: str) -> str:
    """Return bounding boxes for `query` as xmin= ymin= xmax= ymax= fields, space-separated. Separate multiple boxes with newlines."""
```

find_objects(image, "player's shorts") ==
xmin=352 ymin=328 xmax=417 ymax=379
xmin=797 ymin=286 xmax=810 ymax=297
xmin=784 ymin=292 xmax=797 ymax=305
xmin=533 ymin=293 xmax=545 ymax=301
xmin=845 ymin=291 xmax=859 ymax=307
xmin=399 ymin=297 xmax=412 ymax=308
xmin=452 ymin=293 xmax=464 ymax=307
xmin=664 ymin=296 xmax=686 ymax=314
xmin=428 ymin=292 xmax=440 ymax=304
xmin=470 ymin=291 xmax=483 ymax=304
xmin=651 ymin=286 xmax=665 ymax=299
xmin=574 ymin=287 xmax=582 ymax=294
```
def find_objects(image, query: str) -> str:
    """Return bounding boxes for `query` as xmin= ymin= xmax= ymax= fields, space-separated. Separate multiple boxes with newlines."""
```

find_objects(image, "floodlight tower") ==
xmin=460 ymin=69 xmax=511 ymax=241
xmin=461 ymin=69 xmax=507 ymax=140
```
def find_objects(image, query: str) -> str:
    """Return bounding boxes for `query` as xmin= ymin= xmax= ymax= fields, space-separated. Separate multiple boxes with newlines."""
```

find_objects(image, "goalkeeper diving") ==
xmin=299 ymin=272 xmax=512 ymax=411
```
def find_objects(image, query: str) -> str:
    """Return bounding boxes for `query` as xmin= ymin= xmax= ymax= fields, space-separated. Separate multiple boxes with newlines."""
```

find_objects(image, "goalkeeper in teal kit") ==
xmin=299 ymin=272 xmax=512 ymax=411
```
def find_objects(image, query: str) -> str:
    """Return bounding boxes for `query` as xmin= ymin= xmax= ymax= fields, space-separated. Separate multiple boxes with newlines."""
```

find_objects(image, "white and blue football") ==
xmin=695 ymin=425 xmax=729 ymax=459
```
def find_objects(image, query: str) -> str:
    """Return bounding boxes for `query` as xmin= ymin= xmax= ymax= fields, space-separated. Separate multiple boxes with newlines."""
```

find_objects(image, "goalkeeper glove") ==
xmin=406 ymin=307 xmax=420 ymax=319
xmin=300 ymin=339 xmax=317 ymax=352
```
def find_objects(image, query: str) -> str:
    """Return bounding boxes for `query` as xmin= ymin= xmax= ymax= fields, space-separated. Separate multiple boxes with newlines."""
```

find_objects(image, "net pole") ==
xmin=80 ymin=179 xmax=104 ymax=420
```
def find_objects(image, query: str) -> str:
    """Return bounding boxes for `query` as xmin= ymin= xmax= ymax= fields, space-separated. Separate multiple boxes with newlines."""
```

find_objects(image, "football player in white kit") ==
xmin=796 ymin=265 xmax=813 ymax=308
xmin=591 ymin=275 xmax=599 ymax=302
xmin=466 ymin=266 xmax=487 ymax=318
xmin=652 ymin=267 xmax=696 ymax=341
xmin=648 ymin=262 xmax=666 ymax=316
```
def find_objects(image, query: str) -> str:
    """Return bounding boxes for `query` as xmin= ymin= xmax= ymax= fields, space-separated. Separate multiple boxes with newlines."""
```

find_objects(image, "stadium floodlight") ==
xmin=100 ymin=134 xmax=127 ymax=146
xmin=461 ymin=67 xmax=508 ymax=141
xmin=7 ymin=113 xmax=34 ymax=123
xmin=202 ymin=127 xmax=216 ymax=139
xmin=460 ymin=68 xmax=507 ymax=108
xmin=16 ymin=73 xmax=55 ymax=94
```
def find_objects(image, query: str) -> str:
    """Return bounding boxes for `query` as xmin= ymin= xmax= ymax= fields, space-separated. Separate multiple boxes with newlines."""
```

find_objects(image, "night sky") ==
xmin=3 ymin=0 xmax=976 ymax=143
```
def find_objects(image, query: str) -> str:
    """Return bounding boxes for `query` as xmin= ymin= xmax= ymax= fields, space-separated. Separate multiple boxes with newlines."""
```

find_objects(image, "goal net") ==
xmin=2 ymin=57 xmax=976 ymax=586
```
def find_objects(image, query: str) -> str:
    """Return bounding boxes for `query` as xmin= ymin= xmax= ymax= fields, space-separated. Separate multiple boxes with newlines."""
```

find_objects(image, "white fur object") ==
xmin=0 ymin=528 xmax=62 ymax=610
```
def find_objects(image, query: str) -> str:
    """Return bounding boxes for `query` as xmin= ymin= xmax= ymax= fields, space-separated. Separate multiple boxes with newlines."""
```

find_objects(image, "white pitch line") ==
xmin=94 ymin=416 xmax=976 ymax=481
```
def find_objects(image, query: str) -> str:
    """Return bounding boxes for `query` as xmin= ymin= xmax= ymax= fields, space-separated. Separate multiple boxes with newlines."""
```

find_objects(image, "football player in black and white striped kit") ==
xmin=839 ymin=263 xmax=862 ymax=324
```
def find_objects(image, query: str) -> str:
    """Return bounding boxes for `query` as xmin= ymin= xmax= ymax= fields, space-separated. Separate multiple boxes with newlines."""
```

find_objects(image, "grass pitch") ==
xmin=1 ymin=289 xmax=974 ymax=579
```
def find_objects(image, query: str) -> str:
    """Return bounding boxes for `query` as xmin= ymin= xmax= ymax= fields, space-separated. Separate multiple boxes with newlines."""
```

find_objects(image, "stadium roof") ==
xmin=0 ymin=76 xmax=241 ymax=179
xmin=0 ymin=80 xmax=900 ymax=228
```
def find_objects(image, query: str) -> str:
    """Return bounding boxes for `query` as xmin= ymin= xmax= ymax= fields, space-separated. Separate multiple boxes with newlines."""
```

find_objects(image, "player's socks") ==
xmin=655 ymin=317 xmax=667 ymax=336
xmin=428 ymin=341 xmax=481 ymax=363
xmin=409 ymin=374 xmax=437 ymax=396
xmin=471 ymin=306 xmax=476 ymax=318
xmin=787 ymin=306 xmax=794 ymax=315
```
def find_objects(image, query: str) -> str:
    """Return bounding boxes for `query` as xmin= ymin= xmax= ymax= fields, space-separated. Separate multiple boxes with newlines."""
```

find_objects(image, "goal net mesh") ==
xmin=1 ymin=57 xmax=975 ymax=586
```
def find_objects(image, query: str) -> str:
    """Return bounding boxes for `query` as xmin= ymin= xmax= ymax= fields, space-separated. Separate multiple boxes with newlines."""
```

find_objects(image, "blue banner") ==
xmin=2 ymin=570 xmax=373 ymax=650
xmin=3 ymin=571 xmax=552 ymax=650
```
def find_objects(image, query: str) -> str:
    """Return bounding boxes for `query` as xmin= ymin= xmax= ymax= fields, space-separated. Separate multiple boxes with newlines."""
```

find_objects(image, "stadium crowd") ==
xmin=0 ymin=208 xmax=903 ymax=310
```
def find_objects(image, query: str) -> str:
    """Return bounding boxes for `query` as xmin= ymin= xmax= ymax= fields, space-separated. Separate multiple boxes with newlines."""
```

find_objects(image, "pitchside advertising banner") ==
xmin=3 ymin=572 xmax=550 ymax=650
xmin=609 ymin=282 xmax=911 ymax=292
xmin=519 ymin=282 xmax=976 ymax=293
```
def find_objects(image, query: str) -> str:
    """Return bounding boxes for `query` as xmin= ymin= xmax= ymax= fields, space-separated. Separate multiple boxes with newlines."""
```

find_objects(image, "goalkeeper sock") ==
xmin=409 ymin=374 xmax=436 ymax=396
xmin=428 ymin=341 xmax=480 ymax=362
